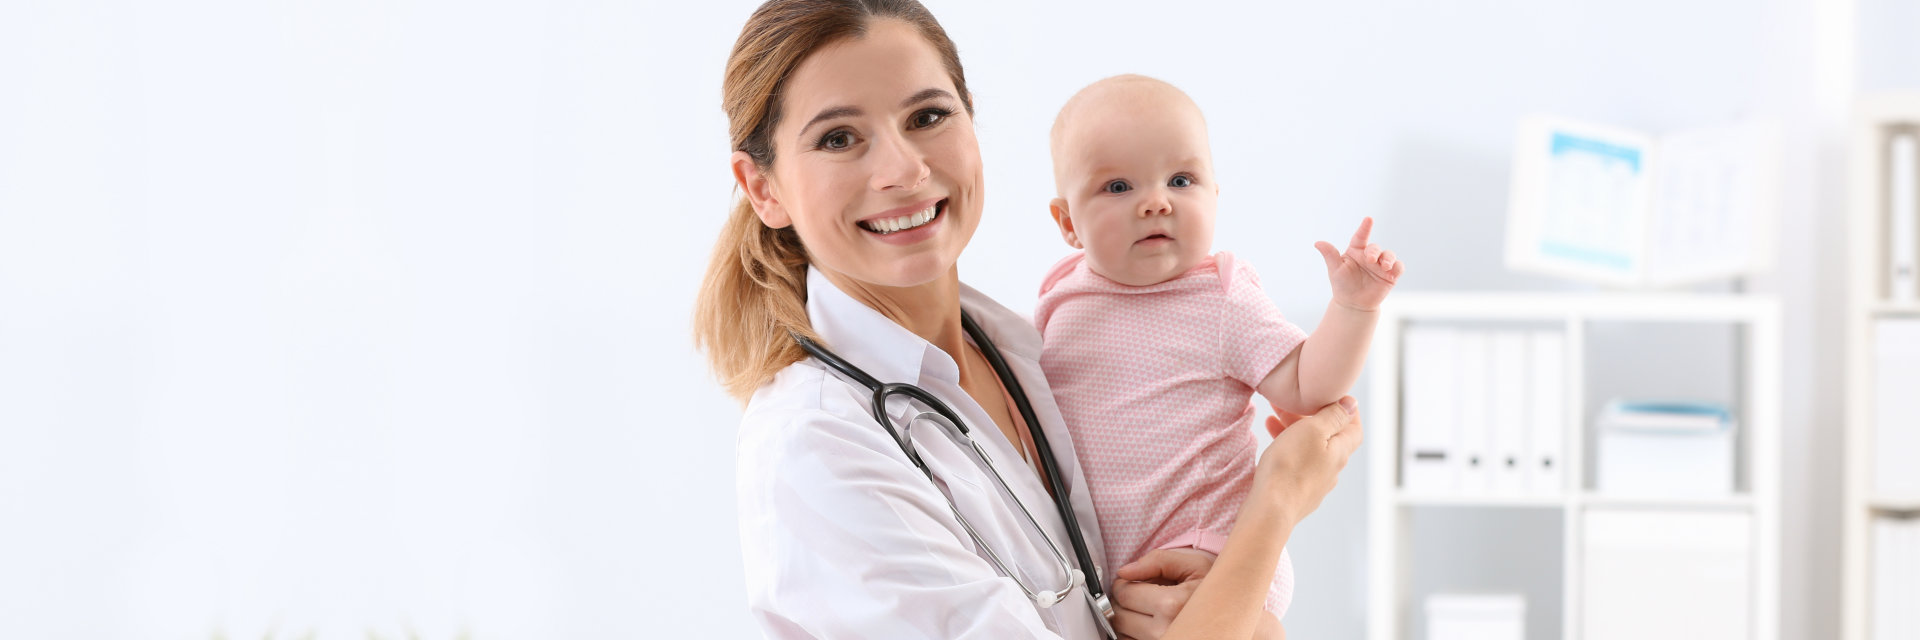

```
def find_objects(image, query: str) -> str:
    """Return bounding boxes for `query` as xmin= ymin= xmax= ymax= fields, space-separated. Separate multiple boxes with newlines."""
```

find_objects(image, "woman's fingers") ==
xmin=1110 ymin=606 xmax=1165 ymax=640
xmin=1300 ymin=397 xmax=1355 ymax=435
xmin=1110 ymin=578 xmax=1194 ymax=623
xmin=1287 ymin=396 xmax=1363 ymax=455
xmin=1325 ymin=395 xmax=1365 ymax=455
xmin=1266 ymin=402 xmax=1307 ymax=438
xmin=1116 ymin=547 xmax=1213 ymax=583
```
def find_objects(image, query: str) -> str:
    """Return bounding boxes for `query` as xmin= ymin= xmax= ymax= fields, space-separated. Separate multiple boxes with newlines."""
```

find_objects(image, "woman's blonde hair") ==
xmin=694 ymin=0 xmax=974 ymax=402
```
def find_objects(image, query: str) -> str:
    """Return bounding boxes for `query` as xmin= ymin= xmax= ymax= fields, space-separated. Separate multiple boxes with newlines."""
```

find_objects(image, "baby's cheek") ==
xmin=1080 ymin=240 xmax=1121 ymax=275
xmin=1079 ymin=232 xmax=1133 ymax=281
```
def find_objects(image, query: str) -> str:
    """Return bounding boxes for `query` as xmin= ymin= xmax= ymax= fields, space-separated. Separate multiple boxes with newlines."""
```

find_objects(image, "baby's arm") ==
xmin=1257 ymin=301 xmax=1380 ymax=415
xmin=1256 ymin=217 xmax=1404 ymax=415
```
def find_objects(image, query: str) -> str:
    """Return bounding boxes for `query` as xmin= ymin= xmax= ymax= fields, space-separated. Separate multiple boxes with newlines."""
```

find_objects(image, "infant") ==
xmin=1034 ymin=74 xmax=1404 ymax=626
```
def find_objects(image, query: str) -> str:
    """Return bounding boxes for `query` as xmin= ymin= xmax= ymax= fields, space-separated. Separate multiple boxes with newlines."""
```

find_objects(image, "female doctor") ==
xmin=693 ymin=1 xmax=1364 ymax=637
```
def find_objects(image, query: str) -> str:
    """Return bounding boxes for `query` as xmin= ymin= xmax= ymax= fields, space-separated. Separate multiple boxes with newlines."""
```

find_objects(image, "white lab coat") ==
xmin=736 ymin=267 xmax=1111 ymax=639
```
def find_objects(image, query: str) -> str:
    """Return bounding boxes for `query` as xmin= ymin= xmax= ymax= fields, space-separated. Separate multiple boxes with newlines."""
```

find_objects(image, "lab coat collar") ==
xmin=956 ymin=280 xmax=1044 ymax=368
xmin=803 ymin=266 xmax=1041 ymax=391
xmin=805 ymin=266 xmax=953 ymax=389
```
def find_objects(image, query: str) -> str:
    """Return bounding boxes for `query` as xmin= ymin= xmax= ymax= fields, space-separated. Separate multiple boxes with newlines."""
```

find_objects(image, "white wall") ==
xmin=0 ymin=0 xmax=1888 ymax=637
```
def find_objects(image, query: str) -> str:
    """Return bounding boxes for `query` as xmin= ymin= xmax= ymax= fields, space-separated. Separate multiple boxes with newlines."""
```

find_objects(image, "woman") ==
xmin=692 ymin=1 xmax=1362 ymax=637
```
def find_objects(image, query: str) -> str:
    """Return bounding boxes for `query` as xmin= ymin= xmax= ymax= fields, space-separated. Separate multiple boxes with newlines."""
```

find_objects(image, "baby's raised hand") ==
xmin=1314 ymin=217 xmax=1404 ymax=312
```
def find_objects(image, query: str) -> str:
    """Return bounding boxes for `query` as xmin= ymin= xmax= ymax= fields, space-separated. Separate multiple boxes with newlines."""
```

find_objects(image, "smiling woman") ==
xmin=733 ymin=24 xmax=981 ymax=294
xmin=692 ymin=0 xmax=975 ymax=401
xmin=691 ymin=1 xmax=1362 ymax=638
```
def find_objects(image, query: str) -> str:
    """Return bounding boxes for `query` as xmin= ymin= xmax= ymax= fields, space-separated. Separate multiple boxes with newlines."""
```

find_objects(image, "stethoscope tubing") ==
xmin=957 ymin=312 xmax=1108 ymax=604
xmin=789 ymin=311 xmax=1111 ymax=606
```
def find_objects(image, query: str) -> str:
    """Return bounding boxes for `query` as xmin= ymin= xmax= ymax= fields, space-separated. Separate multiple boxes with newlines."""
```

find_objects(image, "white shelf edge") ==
xmin=1866 ymin=498 xmax=1920 ymax=513
xmin=1580 ymin=494 xmax=1755 ymax=510
xmin=1392 ymin=492 xmax=1756 ymax=511
xmin=1384 ymin=292 xmax=1780 ymax=322
xmin=1396 ymin=494 xmax=1569 ymax=508
xmin=1867 ymin=302 xmax=1920 ymax=316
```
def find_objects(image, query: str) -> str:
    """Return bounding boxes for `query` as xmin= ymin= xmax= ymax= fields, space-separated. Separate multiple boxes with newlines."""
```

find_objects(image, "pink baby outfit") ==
xmin=1034 ymin=251 xmax=1307 ymax=619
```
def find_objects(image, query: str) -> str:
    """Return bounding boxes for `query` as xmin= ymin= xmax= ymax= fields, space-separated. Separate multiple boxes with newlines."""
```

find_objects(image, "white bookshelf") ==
xmin=1366 ymin=292 xmax=1782 ymax=640
xmin=1842 ymin=93 xmax=1920 ymax=640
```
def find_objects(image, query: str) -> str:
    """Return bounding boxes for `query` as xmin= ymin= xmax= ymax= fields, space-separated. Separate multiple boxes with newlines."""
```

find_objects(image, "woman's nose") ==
xmin=868 ymin=131 xmax=930 ymax=192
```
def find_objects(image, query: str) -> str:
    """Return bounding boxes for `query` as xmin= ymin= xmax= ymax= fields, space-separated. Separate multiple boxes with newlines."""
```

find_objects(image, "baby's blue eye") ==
xmin=1169 ymin=175 xmax=1193 ymax=188
xmin=1104 ymin=180 xmax=1131 ymax=194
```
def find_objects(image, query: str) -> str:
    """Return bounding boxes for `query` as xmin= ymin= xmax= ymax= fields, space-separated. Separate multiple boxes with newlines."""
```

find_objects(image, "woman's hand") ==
xmin=1256 ymin=396 xmax=1364 ymax=526
xmin=1108 ymin=547 xmax=1214 ymax=640
xmin=1108 ymin=399 xmax=1360 ymax=639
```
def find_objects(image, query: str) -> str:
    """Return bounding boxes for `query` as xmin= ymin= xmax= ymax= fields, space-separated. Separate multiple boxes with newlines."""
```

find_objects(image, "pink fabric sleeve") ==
xmin=1219 ymin=257 xmax=1308 ymax=388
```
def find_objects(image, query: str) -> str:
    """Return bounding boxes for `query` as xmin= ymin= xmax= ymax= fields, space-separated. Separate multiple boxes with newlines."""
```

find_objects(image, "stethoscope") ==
xmin=792 ymin=311 xmax=1117 ymax=639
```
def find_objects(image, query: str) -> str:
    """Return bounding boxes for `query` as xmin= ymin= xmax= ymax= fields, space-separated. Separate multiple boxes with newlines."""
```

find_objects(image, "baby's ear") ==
xmin=1049 ymin=197 xmax=1081 ymax=249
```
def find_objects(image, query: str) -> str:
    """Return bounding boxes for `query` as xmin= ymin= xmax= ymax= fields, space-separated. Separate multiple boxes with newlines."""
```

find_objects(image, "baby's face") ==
xmin=1051 ymin=87 xmax=1217 ymax=287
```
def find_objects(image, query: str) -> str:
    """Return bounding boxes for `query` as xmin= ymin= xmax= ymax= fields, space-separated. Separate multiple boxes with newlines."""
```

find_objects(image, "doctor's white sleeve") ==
xmin=735 ymin=404 xmax=1066 ymax=639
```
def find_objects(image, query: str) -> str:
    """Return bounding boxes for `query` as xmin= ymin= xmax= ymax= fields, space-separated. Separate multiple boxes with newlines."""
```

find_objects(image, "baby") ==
xmin=1034 ymin=74 xmax=1403 ymax=629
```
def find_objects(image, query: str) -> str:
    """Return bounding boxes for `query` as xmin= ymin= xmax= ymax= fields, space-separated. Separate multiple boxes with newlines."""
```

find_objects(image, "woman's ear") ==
xmin=1049 ymin=197 xmax=1081 ymax=249
xmin=731 ymin=150 xmax=791 ymax=229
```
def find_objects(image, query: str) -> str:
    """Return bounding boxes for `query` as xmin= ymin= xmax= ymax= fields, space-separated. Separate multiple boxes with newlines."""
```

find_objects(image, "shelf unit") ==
xmin=1842 ymin=92 xmax=1920 ymax=640
xmin=1366 ymin=292 xmax=1782 ymax=640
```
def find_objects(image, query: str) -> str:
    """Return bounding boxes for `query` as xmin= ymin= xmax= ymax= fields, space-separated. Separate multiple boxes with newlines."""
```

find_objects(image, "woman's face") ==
xmin=737 ymin=20 xmax=982 ymax=291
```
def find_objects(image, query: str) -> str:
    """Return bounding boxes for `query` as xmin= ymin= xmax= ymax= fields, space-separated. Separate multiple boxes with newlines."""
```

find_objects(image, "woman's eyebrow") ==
xmin=799 ymin=106 xmax=861 ymax=140
xmin=899 ymin=87 xmax=953 ymax=108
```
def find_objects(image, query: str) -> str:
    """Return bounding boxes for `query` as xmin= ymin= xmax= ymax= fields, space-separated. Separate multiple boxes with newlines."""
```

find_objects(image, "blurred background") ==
xmin=3 ymin=0 xmax=1917 ymax=638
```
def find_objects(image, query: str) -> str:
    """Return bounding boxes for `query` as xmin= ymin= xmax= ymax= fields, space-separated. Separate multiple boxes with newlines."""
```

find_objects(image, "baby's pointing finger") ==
xmin=1348 ymin=217 xmax=1373 ymax=250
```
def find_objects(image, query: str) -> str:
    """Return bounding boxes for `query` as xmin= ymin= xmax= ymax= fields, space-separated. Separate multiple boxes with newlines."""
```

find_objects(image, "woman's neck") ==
xmin=821 ymin=267 xmax=971 ymax=369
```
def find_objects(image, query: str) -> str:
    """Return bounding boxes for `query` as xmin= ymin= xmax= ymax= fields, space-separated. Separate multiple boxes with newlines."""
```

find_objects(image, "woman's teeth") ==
xmin=861 ymin=204 xmax=939 ymax=234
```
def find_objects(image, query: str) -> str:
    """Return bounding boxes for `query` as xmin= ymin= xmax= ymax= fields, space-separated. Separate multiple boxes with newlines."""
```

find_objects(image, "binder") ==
xmin=1891 ymin=132 xmax=1917 ymax=302
xmin=1883 ymin=517 xmax=1918 ymax=640
xmin=1456 ymin=331 xmax=1492 ymax=496
xmin=1909 ymin=519 xmax=1919 ymax=640
xmin=1906 ymin=518 xmax=1918 ymax=640
xmin=1527 ymin=330 xmax=1566 ymax=496
xmin=1872 ymin=517 xmax=1892 ymax=640
xmin=1402 ymin=327 xmax=1461 ymax=495
xmin=1874 ymin=319 xmax=1920 ymax=497
xmin=1489 ymin=331 xmax=1529 ymax=495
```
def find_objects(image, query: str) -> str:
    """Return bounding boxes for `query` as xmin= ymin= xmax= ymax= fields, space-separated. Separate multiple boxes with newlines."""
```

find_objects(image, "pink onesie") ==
xmin=1034 ymin=251 xmax=1306 ymax=619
